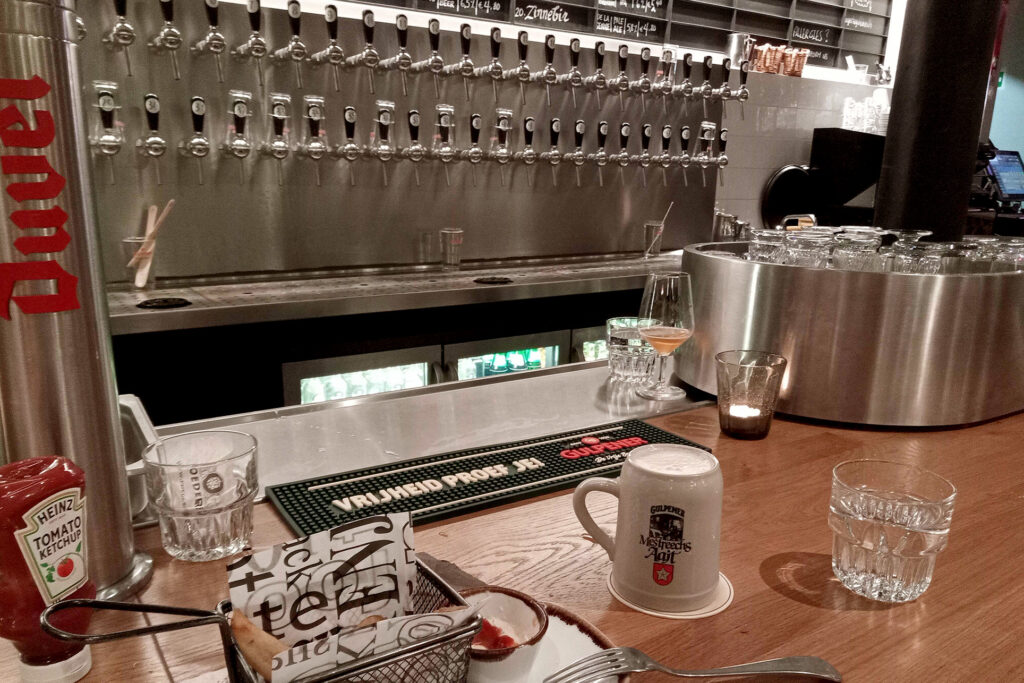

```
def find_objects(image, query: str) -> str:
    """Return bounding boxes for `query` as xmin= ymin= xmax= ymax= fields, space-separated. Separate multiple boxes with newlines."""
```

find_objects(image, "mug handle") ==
xmin=572 ymin=477 xmax=620 ymax=561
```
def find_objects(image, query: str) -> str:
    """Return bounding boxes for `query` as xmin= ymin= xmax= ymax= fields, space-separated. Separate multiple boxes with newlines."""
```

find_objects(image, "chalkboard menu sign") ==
xmin=595 ymin=9 xmax=666 ymax=42
xmin=803 ymin=45 xmax=838 ymax=67
xmin=596 ymin=0 xmax=668 ymax=20
xmin=843 ymin=10 xmax=885 ymax=35
xmin=791 ymin=22 xmax=839 ymax=47
xmin=513 ymin=0 xmax=593 ymax=31
xmin=420 ymin=0 xmax=508 ymax=20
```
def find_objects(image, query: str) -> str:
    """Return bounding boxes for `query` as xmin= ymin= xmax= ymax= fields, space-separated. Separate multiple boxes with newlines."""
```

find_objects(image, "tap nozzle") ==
xmin=223 ymin=91 xmax=254 ymax=184
xmin=632 ymin=123 xmax=654 ymax=187
xmin=181 ymin=96 xmax=210 ymax=184
xmin=569 ymin=119 xmax=585 ymax=186
xmin=136 ymin=93 xmax=167 ymax=184
xmin=269 ymin=1 xmax=308 ymax=87
xmin=103 ymin=0 xmax=136 ymax=76
xmin=529 ymin=35 xmax=558 ymax=106
xmin=653 ymin=49 xmax=675 ymax=101
xmin=191 ymin=0 xmax=227 ymax=82
xmin=556 ymin=38 xmax=585 ymax=108
xmin=654 ymin=124 xmax=672 ymax=186
xmin=409 ymin=18 xmax=445 ymax=99
xmin=540 ymin=117 xmax=561 ymax=185
xmin=148 ymin=0 xmax=183 ymax=80
xmin=673 ymin=125 xmax=692 ymax=168
xmin=730 ymin=60 xmax=751 ymax=103
xmin=583 ymin=42 xmax=608 ymax=107
xmin=461 ymin=113 xmax=484 ymax=185
xmin=344 ymin=10 xmax=379 ymax=93
xmin=473 ymin=28 xmax=505 ymax=102
xmin=586 ymin=120 xmax=609 ymax=187
xmin=309 ymin=4 xmax=346 ymax=92
xmin=262 ymin=94 xmax=291 ymax=185
xmin=371 ymin=100 xmax=395 ymax=186
xmin=628 ymin=47 xmax=654 ymax=112
xmin=501 ymin=31 xmax=532 ymax=105
xmin=404 ymin=109 xmax=425 ymax=185
xmin=337 ymin=106 xmax=361 ymax=185
xmin=231 ymin=0 xmax=268 ymax=87
xmin=607 ymin=44 xmax=631 ymax=110
xmin=698 ymin=55 xmax=714 ymax=116
xmin=515 ymin=116 xmax=538 ymax=187
xmin=376 ymin=14 xmax=412 ymax=96
xmin=671 ymin=52 xmax=694 ymax=101
xmin=433 ymin=104 xmax=456 ymax=186
xmin=491 ymin=108 xmax=513 ymax=185
xmin=712 ymin=58 xmax=733 ymax=101
xmin=442 ymin=24 xmax=477 ymax=101
xmin=715 ymin=127 xmax=728 ymax=185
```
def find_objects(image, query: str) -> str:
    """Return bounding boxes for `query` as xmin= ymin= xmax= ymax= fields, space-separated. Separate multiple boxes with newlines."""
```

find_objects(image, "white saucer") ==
xmin=607 ymin=572 xmax=734 ymax=619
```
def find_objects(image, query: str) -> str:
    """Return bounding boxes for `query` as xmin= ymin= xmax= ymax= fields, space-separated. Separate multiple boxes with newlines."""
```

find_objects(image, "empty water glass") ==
xmin=829 ymin=459 xmax=955 ymax=603
xmin=784 ymin=230 xmax=832 ymax=268
xmin=606 ymin=317 xmax=657 ymax=383
xmin=831 ymin=232 xmax=881 ymax=271
xmin=748 ymin=227 xmax=786 ymax=263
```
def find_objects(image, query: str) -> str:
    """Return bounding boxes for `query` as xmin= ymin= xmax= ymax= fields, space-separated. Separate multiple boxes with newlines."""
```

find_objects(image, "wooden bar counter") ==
xmin=3 ymin=405 xmax=1023 ymax=681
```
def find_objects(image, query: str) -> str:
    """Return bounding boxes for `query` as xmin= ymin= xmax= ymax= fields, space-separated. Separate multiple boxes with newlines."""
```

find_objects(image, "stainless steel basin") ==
xmin=119 ymin=394 xmax=157 ymax=519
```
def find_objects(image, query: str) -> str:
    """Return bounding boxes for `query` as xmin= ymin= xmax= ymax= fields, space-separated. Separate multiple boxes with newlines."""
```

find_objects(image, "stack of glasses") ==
xmin=745 ymin=227 xmax=1024 ymax=273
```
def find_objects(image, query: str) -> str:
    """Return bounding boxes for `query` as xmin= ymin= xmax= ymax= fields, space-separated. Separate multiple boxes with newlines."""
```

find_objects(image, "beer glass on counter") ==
xmin=636 ymin=273 xmax=694 ymax=401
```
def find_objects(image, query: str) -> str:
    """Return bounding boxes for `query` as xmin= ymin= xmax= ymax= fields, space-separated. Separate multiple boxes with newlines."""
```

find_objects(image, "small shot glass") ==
xmin=715 ymin=350 xmax=788 ymax=439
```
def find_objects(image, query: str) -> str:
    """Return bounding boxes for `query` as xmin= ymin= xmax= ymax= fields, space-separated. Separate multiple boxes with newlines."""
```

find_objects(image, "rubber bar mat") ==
xmin=267 ymin=419 xmax=710 ymax=537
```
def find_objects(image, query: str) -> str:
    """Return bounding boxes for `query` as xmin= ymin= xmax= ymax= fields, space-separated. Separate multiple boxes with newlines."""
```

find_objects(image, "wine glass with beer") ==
xmin=636 ymin=273 xmax=694 ymax=400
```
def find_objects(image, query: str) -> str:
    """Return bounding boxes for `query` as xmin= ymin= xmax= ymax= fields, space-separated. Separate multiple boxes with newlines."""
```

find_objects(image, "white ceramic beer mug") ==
xmin=573 ymin=444 xmax=723 ymax=614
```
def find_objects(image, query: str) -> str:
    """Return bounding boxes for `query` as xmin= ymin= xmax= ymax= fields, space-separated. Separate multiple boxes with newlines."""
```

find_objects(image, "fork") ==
xmin=543 ymin=647 xmax=842 ymax=682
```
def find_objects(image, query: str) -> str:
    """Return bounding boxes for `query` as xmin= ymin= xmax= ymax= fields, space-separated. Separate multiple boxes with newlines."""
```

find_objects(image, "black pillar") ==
xmin=873 ymin=0 xmax=1002 ymax=240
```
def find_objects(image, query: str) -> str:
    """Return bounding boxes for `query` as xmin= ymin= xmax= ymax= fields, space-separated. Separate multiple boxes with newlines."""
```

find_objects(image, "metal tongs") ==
xmin=41 ymin=598 xmax=247 ymax=683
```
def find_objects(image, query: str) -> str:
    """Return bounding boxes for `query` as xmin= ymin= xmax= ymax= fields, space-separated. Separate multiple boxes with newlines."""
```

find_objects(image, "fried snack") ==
xmin=357 ymin=614 xmax=386 ymax=628
xmin=232 ymin=609 xmax=288 ymax=681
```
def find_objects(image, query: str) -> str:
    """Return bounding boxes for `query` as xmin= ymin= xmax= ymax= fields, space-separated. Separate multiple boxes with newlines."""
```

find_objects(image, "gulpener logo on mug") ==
xmin=643 ymin=504 xmax=692 ymax=585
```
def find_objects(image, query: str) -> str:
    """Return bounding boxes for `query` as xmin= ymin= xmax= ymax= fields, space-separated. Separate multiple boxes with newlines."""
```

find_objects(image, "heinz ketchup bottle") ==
xmin=0 ymin=456 xmax=96 ymax=682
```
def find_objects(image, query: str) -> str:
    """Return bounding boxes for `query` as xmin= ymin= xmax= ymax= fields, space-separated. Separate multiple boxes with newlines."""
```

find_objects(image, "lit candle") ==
xmin=721 ymin=403 xmax=772 ymax=439
xmin=728 ymin=404 xmax=762 ymax=419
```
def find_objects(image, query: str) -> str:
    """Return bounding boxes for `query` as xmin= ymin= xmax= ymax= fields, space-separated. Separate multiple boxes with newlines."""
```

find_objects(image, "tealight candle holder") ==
xmin=715 ymin=350 xmax=788 ymax=440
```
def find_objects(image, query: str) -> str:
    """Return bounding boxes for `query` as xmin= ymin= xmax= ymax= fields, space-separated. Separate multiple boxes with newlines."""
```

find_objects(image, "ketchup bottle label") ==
xmin=14 ymin=488 xmax=88 ymax=605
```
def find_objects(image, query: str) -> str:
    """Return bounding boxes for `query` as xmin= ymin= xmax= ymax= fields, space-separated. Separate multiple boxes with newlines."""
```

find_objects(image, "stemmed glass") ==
xmin=636 ymin=273 xmax=695 ymax=401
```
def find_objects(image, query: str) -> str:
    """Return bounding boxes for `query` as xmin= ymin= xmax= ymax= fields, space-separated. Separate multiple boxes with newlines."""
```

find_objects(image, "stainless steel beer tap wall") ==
xmin=82 ymin=1 xmax=722 ymax=281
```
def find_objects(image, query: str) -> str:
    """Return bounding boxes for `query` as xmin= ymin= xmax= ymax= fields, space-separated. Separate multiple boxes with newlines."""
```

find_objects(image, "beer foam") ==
xmin=632 ymin=445 xmax=717 ymax=476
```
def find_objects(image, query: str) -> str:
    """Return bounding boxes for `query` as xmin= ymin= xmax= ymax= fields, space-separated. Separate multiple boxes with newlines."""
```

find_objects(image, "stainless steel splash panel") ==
xmin=0 ymin=0 xmax=149 ymax=596
xmin=677 ymin=245 xmax=1024 ymax=426
xmin=79 ymin=2 xmax=718 ymax=281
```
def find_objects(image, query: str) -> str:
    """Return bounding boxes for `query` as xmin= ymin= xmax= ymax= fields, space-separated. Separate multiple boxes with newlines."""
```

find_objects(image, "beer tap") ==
xmin=672 ymin=124 xmax=692 ymax=187
xmin=698 ymin=56 xmax=714 ymax=117
xmin=191 ymin=0 xmax=227 ymax=83
xmin=723 ymin=60 xmax=751 ymax=113
xmin=90 ymin=83 xmax=123 ymax=185
xmin=473 ymin=28 xmax=504 ymax=103
xmin=556 ymin=39 xmax=585 ymax=109
xmin=309 ymin=5 xmax=345 ymax=92
xmin=628 ymin=47 xmax=654 ymax=112
xmin=712 ymin=58 xmax=733 ymax=103
xmin=715 ymin=127 xmax=728 ymax=186
xmin=136 ymin=93 xmax=168 ymax=185
xmin=301 ymin=96 xmax=329 ymax=186
xmin=610 ymin=122 xmax=631 ymax=183
xmin=461 ymin=113 xmax=484 ymax=187
xmin=652 ymin=124 xmax=672 ymax=187
xmin=529 ymin=35 xmax=558 ymax=107
xmin=502 ymin=32 xmax=532 ymax=105
xmin=567 ymin=119 xmax=586 ymax=187
xmin=514 ymin=116 xmax=537 ymax=188
xmin=632 ymin=123 xmax=652 ymax=188
xmin=540 ymin=118 xmax=561 ymax=186
xmin=583 ymin=42 xmax=608 ymax=108
xmin=409 ymin=19 xmax=444 ymax=99
xmin=607 ymin=45 xmax=631 ymax=111
xmin=180 ymin=96 xmax=211 ymax=185
xmin=376 ymin=15 xmax=412 ymax=97
xmin=369 ymin=100 xmax=395 ymax=187
xmin=402 ymin=109 xmax=426 ymax=186
xmin=270 ymin=1 xmax=308 ymax=88
xmin=695 ymin=120 xmax=716 ymax=186
xmin=671 ymin=53 xmax=694 ymax=105
xmin=231 ymin=0 xmax=268 ymax=88
xmin=490 ymin=108 xmax=513 ymax=187
xmin=586 ymin=120 xmax=609 ymax=187
xmin=222 ymin=91 xmax=253 ymax=185
xmin=148 ymin=0 xmax=183 ymax=80
xmin=433 ymin=104 xmax=457 ymax=187
xmin=337 ymin=106 xmax=361 ymax=186
xmin=73 ymin=0 xmax=86 ymax=42
xmin=652 ymin=49 xmax=675 ymax=112
xmin=102 ymin=0 xmax=136 ymax=76
xmin=442 ymin=25 xmax=476 ymax=102
xmin=262 ymin=94 xmax=290 ymax=186
xmin=344 ymin=10 xmax=379 ymax=94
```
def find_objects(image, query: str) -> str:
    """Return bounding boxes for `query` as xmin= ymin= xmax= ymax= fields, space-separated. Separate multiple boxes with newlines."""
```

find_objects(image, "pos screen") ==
xmin=988 ymin=151 xmax=1024 ymax=201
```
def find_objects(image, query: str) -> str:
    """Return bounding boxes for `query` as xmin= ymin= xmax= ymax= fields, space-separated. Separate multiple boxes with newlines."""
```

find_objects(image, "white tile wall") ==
xmin=716 ymin=72 xmax=886 ymax=227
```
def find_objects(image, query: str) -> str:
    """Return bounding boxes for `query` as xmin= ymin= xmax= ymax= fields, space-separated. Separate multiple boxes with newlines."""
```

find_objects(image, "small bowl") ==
xmin=461 ymin=586 xmax=550 ymax=683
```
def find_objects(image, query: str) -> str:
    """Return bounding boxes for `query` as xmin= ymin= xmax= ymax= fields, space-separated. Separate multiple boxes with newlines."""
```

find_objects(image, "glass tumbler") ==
xmin=714 ymin=350 xmax=787 ymax=439
xmin=829 ymin=460 xmax=956 ymax=603
xmin=439 ymin=227 xmax=464 ymax=271
xmin=830 ymin=233 xmax=881 ymax=271
xmin=143 ymin=430 xmax=258 ymax=562
xmin=121 ymin=236 xmax=156 ymax=290
xmin=747 ymin=227 xmax=786 ymax=263
xmin=606 ymin=317 xmax=657 ymax=383
xmin=784 ymin=230 xmax=832 ymax=268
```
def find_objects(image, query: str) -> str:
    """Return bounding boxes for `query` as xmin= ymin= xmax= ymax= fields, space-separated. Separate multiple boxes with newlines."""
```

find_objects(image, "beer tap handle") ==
xmin=344 ymin=106 xmax=356 ymax=140
xmin=114 ymin=0 xmax=127 ymax=16
xmin=722 ymin=58 xmax=732 ymax=79
xmin=159 ymin=0 xmax=173 ymax=23
xmin=395 ymin=15 xmax=407 ymax=48
xmin=362 ymin=9 xmax=374 ymax=45
xmin=641 ymin=47 xmax=651 ymax=76
xmin=682 ymin=53 xmax=692 ymax=80
xmin=550 ymin=117 xmax=560 ymax=147
xmin=597 ymin=121 xmax=608 ymax=149
xmin=718 ymin=127 xmax=728 ymax=154
xmin=619 ymin=122 xmax=629 ymax=150
xmin=438 ymin=110 xmax=450 ymax=145
xmin=497 ymin=119 xmax=508 ymax=146
xmin=308 ymin=107 xmax=321 ymax=139
xmin=191 ymin=96 xmax=206 ymax=133
xmin=378 ymin=108 xmax=390 ymax=143
xmin=641 ymin=123 xmax=651 ymax=152
xmin=144 ymin=93 xmax=160 ymax=131
xmin=272 ymin=108 xmax=286 ymax=137
xmin=233 ymin=99 xmax=247 ymax=137
xmin=517 ymin=31 xmax=528 ymax=62
xmin=680 ymin=125 xmax=690 ymax=152
xmin=470 ymin=114 xmax=481 ymax=145
xmin=430 ymin=21 xmax=441 ymax=53
xmin=523 ymin=116 xmax=534 ymax=146
xmin=248 ymin=0 xmax=261 ymax=32
xmin=740 ymin=60 xmax=750 ymax=88
xmin=460 ymin=24 xmax=472 ymax=56
xmin=574 ymin=119 xmax=584 ymax=148
xmin=205 ymin=0 xmax=218 ymax=26
xmin=544 ymin=34 xmax=555 ymax=65
xmin=570 ymin=39 xmax=580 ymax=68
xmin=288 ymin=0 xmax=301 ymax=37
xmin=595 ymin=42 xmax=605 ymax=70
xmin=617 ymin=44 xmax=628 ymax=73
xmin=408 ymin=110 xmax=419 ymax=142
xmin=661 ymin=124 xmax=672 ymax=152
xmin=489 ymin=27 xmax=501 ymax=59
xmin=99 ymin=90 xmax=115 ymax=130
xmin=702 ymin=55 xmax=713 ymax=81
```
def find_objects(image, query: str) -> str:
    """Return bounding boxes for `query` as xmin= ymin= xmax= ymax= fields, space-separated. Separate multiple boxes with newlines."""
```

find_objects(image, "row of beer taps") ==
xmin=100 ymin=0 xmax=750 ymax=113
xmin=89 ymin=83 xmax=728 ymax=189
